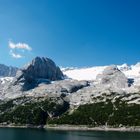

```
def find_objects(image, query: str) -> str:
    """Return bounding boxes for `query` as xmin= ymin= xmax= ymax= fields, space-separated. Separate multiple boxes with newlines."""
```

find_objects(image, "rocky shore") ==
xmin=0 ymin=124 xmax=140 ymax=132
xmin=46 ymin=125 xmax=140 ymax=132
xmin=0 ymin=124 xmax=44 ymax=129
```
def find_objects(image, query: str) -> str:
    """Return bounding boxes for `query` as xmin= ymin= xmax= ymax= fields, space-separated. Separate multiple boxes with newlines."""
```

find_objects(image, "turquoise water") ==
xmin=0 ymin=128 xmax=140 ymax=140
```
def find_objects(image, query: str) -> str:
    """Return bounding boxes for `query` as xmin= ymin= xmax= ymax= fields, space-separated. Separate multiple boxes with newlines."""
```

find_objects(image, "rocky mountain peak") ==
xmin=13 ymin=57 xmax=64 ymax=90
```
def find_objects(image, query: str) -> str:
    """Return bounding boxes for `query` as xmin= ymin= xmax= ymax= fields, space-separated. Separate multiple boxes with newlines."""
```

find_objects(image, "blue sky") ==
xmin=0 ymin=0 xmax=140 ymax=67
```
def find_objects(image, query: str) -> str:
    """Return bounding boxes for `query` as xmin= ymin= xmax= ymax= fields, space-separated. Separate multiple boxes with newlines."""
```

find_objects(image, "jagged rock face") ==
xmin=13 ymin=57 xmax=64 ymax=90
xmin=96 ymin=65 xmax=128 ymax=89
xmin=24 ymin=57 xmax=63 ymax=80
xmin=0 ymin=64 xmax=18 ymax=77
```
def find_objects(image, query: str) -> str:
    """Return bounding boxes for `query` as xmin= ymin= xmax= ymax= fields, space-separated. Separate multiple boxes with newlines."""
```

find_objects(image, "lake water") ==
xmin=0 ymin=128 xmax=140 ymax=140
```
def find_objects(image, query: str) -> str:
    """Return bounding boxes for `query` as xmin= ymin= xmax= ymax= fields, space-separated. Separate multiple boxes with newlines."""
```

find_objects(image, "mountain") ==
xmin=0 ymin=64 xmax=18 ymax=77
xmin=0 ymin=58 xmax=140 ymax=128
xmin=13 ymin=57 xmax=64 ymax=90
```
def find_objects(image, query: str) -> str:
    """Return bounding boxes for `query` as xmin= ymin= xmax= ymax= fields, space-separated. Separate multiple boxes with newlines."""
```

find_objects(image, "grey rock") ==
xmin=13 ymin=57 xmax=64 ymax=90
xmin=96 ymin=65 xmax=128 ymax=88
xmin=0 ymin=78 xmax=89 ymax=100
xmin=31 ymin=80 xmax=89 ymax=96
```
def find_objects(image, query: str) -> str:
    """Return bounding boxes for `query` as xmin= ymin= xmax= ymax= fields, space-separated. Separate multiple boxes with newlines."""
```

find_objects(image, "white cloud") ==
xmin=9 ymin=41 xmax=32 ymax=51
xmin=9 ymin=41 xmax=32 ymax=59
xmin=9 ymin=50 xmax=22 ymax=59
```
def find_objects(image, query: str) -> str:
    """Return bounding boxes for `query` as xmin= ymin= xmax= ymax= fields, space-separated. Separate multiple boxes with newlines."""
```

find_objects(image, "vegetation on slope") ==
xmin=0 ymin=96 xmax=69 ymax=125
xmin=48 ymin=99 xmax=140 ymax=127
xmin=0 ymin=95 xmax=140 ymax=127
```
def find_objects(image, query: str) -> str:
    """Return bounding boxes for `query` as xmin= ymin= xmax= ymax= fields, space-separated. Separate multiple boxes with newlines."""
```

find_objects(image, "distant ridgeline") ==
xmin=0 ymin=64 xmax=18 ymax=77
xmin=0 ymin=57 xmax=140 ymax=127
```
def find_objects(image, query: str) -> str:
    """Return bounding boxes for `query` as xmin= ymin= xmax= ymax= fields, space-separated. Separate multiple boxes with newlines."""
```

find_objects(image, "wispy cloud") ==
xmin=9 ymin=41 xmax=32 ymax=59
xmin=9 ymin=41 xmax=32 ymax=51
xmin=9 ymin=50 xmax=22 ymax=59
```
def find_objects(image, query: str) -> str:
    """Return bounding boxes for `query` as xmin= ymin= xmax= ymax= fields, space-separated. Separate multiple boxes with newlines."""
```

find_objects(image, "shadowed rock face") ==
xmin=13 ymin=57 xmax=64 ymax=90
xmin=96 ymin=65 xmax=128 ymax=89
xmin=0 ymin=64 xmax=18 ymax=77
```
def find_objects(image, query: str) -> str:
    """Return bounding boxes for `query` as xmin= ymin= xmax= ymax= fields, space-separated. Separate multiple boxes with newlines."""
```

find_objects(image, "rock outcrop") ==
xmin=96 ymin=65 xmax=128 ymax=89
xmin=32 ymin=80 xmax=89 ymax=96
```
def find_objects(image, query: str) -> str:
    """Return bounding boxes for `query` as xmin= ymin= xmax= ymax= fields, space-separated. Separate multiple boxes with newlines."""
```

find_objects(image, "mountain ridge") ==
xmin=0 ymin=64 xmax=18 ymax=77
xmin=0 ymin=57 xmax=140 ymax=127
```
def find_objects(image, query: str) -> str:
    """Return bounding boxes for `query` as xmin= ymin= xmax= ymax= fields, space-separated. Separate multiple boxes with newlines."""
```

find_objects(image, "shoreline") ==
xmin=46 ymin=125 xmax=140 ymax=132
xmin=0 ymin=124 xmax=140 ymax=132
xmin=0 ymin=124 xmax=44 ymax=129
